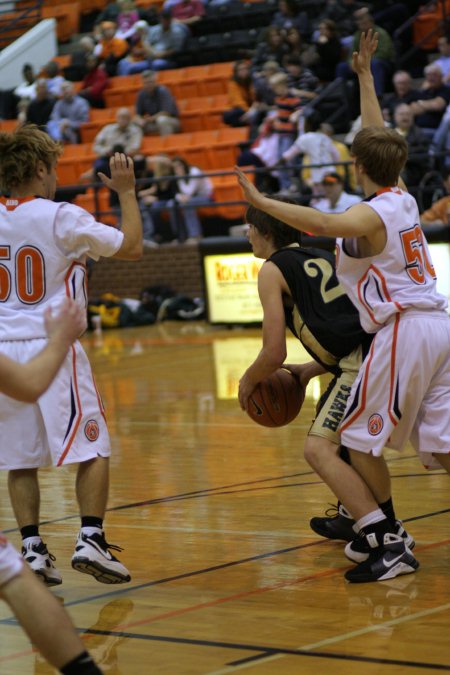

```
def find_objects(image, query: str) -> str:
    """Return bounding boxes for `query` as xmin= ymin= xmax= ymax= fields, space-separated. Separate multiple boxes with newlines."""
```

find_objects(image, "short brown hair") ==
xmin=350 ymin=126 xmax=408 ymax=186
xmin=0 ymin=124 xmax=62 ymax=193
xmin=246 ymin=197 xmax=302 ymax=249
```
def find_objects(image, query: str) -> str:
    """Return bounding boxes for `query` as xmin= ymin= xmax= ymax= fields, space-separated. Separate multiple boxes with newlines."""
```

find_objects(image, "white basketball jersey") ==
xmin=0 ymin=196 xmax=123 ymax=340
xmin=336 ymin=188 xmax=448 ymax=333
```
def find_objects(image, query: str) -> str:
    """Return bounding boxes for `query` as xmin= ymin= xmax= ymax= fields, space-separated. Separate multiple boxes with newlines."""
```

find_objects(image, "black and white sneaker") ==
xmin=22 ymin=539 xmax=62 ymax=586
xmin=310 ymin=503 xmax=355 ymax=542
xmin=345 ymin=533 xmax=419 ymax=583
xmin=71 ymin=531 xmax=131 ymax=584
xmin=345 ymin=520 xmax=415 ymax=563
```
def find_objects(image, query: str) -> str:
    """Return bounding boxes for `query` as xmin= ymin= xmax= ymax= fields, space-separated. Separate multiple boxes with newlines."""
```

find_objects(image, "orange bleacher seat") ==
xmin=107 ymin=75 xmax=142 ymax=89
xmin=57 ymin=160 xmax=81 ymax=186
xmin=140 ymin=136 xmax=168 ymax=155
xmin=207 ymin=62 xmax=234 ymax=78
xmin=104 ymin=88 xmax=138 ymax=108
xmin=74 ymin=188 xmax=118 ymax=226
xmin=61 ymin=143 xmax=92 ymax=158
xmin=198 ymin=77 xmax=229 ymax=97
xmin=89 ymin=108 xmax=117 ymax=123
xmin=41 ymin=3 xmax=80 ymax=43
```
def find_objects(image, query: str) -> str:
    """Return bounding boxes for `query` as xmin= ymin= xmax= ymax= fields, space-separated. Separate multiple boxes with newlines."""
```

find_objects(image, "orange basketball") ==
xmin=246 ymin=368 xmax=305 ymax=427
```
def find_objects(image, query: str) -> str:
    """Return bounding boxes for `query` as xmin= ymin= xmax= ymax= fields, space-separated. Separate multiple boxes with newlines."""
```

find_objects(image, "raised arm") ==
xmin=352 ymin=29 xmax=384 ymax=128
xmin=98 ymin=153 xmax=143 ymax=260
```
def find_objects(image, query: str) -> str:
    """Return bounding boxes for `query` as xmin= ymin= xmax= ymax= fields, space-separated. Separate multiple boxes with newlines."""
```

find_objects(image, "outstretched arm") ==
xmin=235 ymin=167 xmax=380 ymax=238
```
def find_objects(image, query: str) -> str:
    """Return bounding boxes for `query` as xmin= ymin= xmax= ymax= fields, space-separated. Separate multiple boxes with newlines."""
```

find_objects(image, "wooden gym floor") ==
xmin=0 ymin=323 xmax=448 ymax=674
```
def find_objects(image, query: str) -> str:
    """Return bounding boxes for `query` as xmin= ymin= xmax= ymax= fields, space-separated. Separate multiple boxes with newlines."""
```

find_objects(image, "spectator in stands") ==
xmin=283 ymin=27 xmax=305 ymax=63
xmin=223 ymin=60 xmax=267 ymax=134
xmin=392 ymin=103 xmax=430 ymax=191
xmin=253 ymin=60 xmax=281 ymax=108
xmin=21 ymin=79 xmax=55 ymax=131
xmin=251 ymin=26 xmax=289 ymax=73
xmin=267 ymin=72 xmax=301 ymax=190
xmin=43 ymin=61 xmax=66 ymax=98
xmin=94 ymin=21 xmax=129 ymax=76
xmin=284 ymin=54 xmax=320 ymax=104
xmin=47 ymin=81 xmax=90 ymax=144
xmin=279 ymin=112 xmax=340 ymax=193
xmin=144 ymin=8 xmax=188 ymax=70
xmin=94 ymin=0 xmax=157 ymax=31
xmin=81 ymin=107 xmax=145 ymax=188
xmin=78 ymin=56 xmax=109 ymax=109
xmin=409 ymin=63 xmax=450 ymax=139
xmin=320 ymin=122 xmax=356 ymax=189
xmin=169 ymin=0 xmax=205 ymax=28
xmin=170 ymin=156 xmax=214 ymax=242
xmin=138 ymin=156 xmax=179 ymax=244
xmin=117 ymin=20 xmax=152 ymax=75
xmin=134 ymin=70 xmax=180 ymax=136
xmin=13 ymin=64 xmax=36 ymax=102
xmin=335 ymin=8 xmax=395 ymax=96
xmin=433 ymin=35 xmax=450 ymax=83
xmin=381 ymin=70 xmax=421 ymax=123
xmin=312 ymin=171 xmax=361 ymax=212
xmin=315 ymin=0 xmax=368 ymax=48
xmin=271 ymin=0 xmax=310 ymax=40
xmin=65 ymin=36 xmax=96 ymax=82
xmin=115 ymin=0 xmax=140 ymax=40
xmin=420 ymin=171 xmax=450 ymax=224
xmin=309 ymin=20 xmax=343 ymax=83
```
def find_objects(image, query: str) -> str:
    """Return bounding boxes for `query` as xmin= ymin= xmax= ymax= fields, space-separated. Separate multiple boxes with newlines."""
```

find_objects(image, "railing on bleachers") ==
xmin=0 ymin=0 xmax=42 ymax=50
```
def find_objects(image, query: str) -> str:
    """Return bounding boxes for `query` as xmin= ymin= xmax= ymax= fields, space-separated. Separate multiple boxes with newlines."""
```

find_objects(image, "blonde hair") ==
xmin=351 ymin=126 xmax=408 ymax=186
xmin=0 ymin=125 xmax=62 ymax=192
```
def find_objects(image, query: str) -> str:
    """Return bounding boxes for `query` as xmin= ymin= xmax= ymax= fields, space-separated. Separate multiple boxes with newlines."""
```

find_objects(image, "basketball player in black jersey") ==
xmin=238 ymin=201 xmax=413 ymax=551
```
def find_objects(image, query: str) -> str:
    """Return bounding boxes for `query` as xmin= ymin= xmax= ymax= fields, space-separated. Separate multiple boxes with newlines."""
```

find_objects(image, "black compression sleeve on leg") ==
xmin=60 ymin=651 xmax=103 ymax=674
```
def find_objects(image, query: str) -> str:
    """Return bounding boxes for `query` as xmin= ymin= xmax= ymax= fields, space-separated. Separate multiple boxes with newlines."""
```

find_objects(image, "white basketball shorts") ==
xmin=0 ymin=339 xmax=110 ymax=470
xmin=0 ymin=534 xmax=23 ymax=587
xmin=339 ymin=310 xmax=450 ymax=470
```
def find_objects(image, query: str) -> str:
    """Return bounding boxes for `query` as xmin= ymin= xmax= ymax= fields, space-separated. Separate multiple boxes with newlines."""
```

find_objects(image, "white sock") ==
xmin=355 ymin=508 xmax=386 ymax=533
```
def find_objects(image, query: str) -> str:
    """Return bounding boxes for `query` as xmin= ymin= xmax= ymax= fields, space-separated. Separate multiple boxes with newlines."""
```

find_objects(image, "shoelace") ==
xmin=323 ymin=503 xmax=340 ymax=518
xmin=87 ymin=532 xmax=124 ymax=554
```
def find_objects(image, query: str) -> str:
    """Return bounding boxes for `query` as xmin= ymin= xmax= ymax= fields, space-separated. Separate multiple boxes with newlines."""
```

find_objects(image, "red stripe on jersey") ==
xmin=57 ymin=345 xmax=82 ymax=466
xmin=375 ymin=187 xmax=402 ymax=197
xmin=357 ymin=264 xmax=405 ymax=324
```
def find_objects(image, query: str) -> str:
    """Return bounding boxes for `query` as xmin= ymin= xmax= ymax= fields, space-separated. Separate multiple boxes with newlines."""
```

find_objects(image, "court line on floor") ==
xmin=1 ymin=539 xmax=449 ymax=667
xmin=3 ymin=465 xmax=442 ymax=535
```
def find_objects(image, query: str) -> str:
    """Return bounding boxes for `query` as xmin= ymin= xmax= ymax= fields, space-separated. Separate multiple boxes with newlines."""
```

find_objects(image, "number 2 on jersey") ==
xmin=400 ymin=225 xmax=436 ymax=284
xmin=303 ymin=258 xmax=346 ymax=303
xmin=0 ymin=246 xmax=45 ymax=304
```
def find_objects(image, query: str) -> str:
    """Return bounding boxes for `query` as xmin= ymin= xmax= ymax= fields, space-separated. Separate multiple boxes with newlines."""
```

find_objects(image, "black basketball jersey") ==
xmin=268 ymin=246 xmax=372 ymax=373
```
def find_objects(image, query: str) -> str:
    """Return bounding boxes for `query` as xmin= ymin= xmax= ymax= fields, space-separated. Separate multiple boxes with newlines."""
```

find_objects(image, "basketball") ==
xmin=246 ymin=368 xmax=305 ymax=427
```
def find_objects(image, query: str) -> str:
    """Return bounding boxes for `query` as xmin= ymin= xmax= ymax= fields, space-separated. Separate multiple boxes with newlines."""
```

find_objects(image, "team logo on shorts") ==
xmin=368 ymin=414 xmax=384 ymax=436
xmin=84 ymin=419 xmax=100 ymax=442
xmin=0 ymin=534 xmax=8 ymax=548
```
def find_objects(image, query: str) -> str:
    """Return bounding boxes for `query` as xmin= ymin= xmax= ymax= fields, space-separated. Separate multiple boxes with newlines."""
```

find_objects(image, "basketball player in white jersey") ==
xmin=236 ymin=31 xmax=450 ymax=582
xmin=0 ymin=298 xmax=102 ymax=673
xmin=0 ymin=125 xmax=142 ymax=586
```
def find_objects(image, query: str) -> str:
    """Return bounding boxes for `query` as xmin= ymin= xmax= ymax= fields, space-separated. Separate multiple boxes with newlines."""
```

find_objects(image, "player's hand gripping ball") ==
xmin=246 ymin=368 xmax=305 ymax=427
